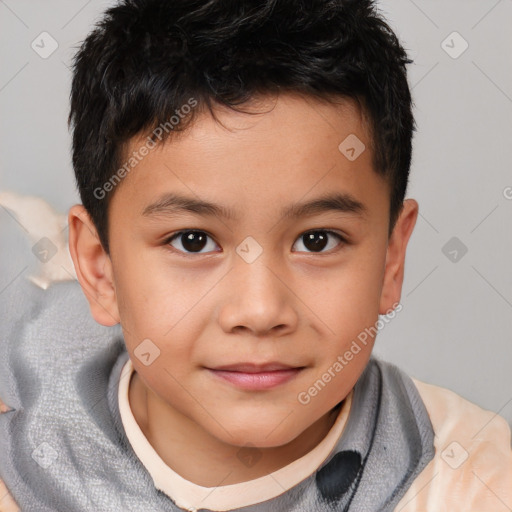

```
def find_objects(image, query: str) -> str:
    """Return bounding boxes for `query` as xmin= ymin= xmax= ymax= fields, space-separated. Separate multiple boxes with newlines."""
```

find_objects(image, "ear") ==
xmin=379 ymin=199 xmax=418 ymax=314
xmin=68 ymin=204 xmax=120 ymax=326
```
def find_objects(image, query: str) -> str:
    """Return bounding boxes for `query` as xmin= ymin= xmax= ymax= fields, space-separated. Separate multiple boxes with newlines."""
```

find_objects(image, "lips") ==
xmin=210 ymin=362 xmax=301 ymax=373
xmin=206 ymin=362 xmax=305 ymax=390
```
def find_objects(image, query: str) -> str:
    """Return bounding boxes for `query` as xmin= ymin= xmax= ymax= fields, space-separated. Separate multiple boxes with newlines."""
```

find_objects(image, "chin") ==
xmin=210 ymin=419 xmax=303 ymax=450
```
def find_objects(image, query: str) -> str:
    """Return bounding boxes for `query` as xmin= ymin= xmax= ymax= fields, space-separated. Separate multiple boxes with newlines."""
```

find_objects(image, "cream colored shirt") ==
xmin=117 ymin=358 xmax=354 ymax=512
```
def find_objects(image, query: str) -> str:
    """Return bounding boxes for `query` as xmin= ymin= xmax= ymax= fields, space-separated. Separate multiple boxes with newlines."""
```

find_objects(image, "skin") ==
xmin=65 ymin=92 xmax=418 ymax=488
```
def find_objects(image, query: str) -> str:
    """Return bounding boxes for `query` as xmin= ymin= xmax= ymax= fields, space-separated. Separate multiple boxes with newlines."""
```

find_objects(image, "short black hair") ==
xmin=69 ymin=0 xmax=415 ymax=255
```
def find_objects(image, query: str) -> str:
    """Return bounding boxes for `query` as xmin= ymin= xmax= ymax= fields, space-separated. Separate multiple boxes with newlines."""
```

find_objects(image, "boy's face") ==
xmin=69 ymin=93 xmax=417 ymax=448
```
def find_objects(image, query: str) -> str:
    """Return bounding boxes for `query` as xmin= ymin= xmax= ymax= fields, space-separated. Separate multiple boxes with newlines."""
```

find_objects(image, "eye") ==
xmin=292 ymin=230 xmax=346 ymax=253
xmin=163 ymin=229 xmax=346 ymax=255
xmin=165 ymin=230 xmax=220 ymax=254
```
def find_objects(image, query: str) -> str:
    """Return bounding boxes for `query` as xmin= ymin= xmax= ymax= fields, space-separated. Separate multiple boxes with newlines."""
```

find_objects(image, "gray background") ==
xmin=0 ymin=0 xmax=511 ymax=428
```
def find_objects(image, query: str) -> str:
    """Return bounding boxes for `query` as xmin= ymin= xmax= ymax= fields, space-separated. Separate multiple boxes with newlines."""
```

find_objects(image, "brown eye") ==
xmin=167 ymin=230 xmax=218 ymax=253
xmin=292 ymin=230 xmax=345 ymax=253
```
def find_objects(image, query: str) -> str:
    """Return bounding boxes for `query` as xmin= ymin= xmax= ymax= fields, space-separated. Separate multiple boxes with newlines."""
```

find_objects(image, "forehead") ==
xmin=109 ymin=93 xmax=387 ymax=222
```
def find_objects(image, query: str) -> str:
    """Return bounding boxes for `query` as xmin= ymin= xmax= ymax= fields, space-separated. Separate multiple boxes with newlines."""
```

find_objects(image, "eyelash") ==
xmin=162 ymin=229 xmax=348 ymax=256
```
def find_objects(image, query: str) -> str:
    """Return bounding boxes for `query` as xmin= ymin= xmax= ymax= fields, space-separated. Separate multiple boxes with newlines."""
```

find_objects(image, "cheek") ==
xmin=113 ymin=255 xmax=183 ymax=336
xmin=317 ymin=250 xmax=385 ymax=335
xmin=114 ymin=253 xmax=218 ymax=360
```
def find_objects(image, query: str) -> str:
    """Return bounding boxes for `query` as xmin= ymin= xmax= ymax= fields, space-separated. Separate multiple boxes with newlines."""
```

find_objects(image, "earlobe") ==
xmin=378 ymin=199 xmax=419 ymax=315
xmin=68 ymin=205 xmax=120 ymax=326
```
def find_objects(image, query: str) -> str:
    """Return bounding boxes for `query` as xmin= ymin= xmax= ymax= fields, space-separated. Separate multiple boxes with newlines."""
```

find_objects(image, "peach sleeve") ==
xmin=395 ymin=379 xmax=512 ymax=512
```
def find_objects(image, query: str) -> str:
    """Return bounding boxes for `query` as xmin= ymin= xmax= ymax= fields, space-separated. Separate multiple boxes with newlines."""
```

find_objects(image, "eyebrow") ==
xmin=141 ymin=192 xmax=367 ymax=221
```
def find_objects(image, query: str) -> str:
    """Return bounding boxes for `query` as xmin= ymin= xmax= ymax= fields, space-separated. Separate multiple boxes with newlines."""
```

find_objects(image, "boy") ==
xmin=0 ymin=0 xmax=511 ymax=510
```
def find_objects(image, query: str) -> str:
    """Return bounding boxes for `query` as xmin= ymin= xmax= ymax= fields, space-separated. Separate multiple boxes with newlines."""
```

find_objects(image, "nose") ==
xmin=216 ymin=250 xmax=299 ymax=337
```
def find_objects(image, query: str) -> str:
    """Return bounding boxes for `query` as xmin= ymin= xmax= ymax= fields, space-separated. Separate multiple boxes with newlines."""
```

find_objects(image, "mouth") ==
xmin=205 ymin=362 xmax=305 ymax=390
